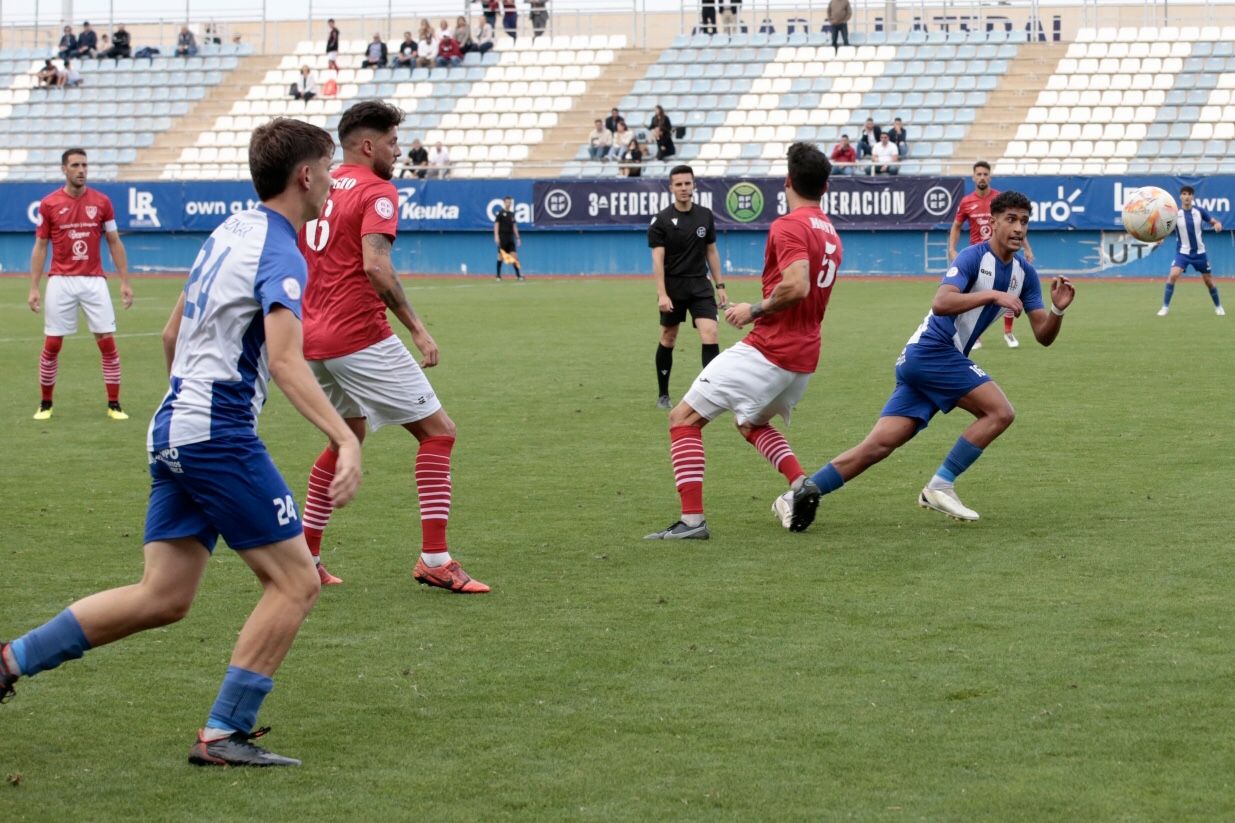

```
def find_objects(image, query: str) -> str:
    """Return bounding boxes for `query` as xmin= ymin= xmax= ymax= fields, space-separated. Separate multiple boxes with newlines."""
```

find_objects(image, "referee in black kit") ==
xmin=649 ymin=165 xmax=725 ymax=409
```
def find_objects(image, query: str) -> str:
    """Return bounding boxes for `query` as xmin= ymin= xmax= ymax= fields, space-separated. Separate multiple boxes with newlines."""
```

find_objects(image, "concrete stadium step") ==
xmin=123 ymin=53 xmax=283 ymax=179
xmin=953 ymin=41 xmax=1068 ymax=173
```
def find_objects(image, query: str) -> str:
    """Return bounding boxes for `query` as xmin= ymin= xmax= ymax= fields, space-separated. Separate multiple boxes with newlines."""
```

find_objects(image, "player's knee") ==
xmin=149 ymin=591 xmax=194 ymax=626
xmin=660 ymin=327 xmax=678 ymax=346
xmin=667 ymin=406 xmax=696 ymax=427
xmin=990 ymin=403 xmax=1016 ymax=431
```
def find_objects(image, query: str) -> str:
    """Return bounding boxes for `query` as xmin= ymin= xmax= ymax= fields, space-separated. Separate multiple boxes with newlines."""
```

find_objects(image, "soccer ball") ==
xmin=1121 ymin=186 xmax=1178 ymax=243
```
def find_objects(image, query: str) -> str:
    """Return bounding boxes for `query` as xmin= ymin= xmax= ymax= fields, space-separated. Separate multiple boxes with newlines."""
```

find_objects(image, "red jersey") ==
xmin=300 ymin=164 xmax=400 ymax=361
xmin=954 ymin=188 xmax=1000 ymax=246
xmin=742 ymin=206 xmax=843 ymax=374
xmin=35 ymin=187 xmax=116 ymax=276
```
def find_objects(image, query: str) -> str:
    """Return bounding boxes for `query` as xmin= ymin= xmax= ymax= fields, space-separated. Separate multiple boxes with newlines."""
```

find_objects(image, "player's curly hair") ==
xmin=248 ymin=117 xmax=334 ymax=200
xmin=990 ymin=190 xmax=1032 ymax=215
xmin=338 ymin=100 xmax=405 ymax=145
xmin=786 ymin=142 xmax=830 ymax=200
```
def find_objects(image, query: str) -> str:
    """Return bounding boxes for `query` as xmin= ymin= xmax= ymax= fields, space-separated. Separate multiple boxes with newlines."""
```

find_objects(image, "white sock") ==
xmin=927 ymin=475 xmax=954 ymax=491
xmin=420 ymin=551 xmax=452 ymax=568
xmin=681 ymin=513 xmax=705 ymax=527
xmin=201 ymin=726 xmax=233 ymax=742
xmin=790 ymin=476 xmax=805 ymax=491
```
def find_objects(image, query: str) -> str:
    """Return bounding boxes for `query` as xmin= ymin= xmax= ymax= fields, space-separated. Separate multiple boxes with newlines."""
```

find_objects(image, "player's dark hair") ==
xmin=786 ymin=142 xmax=830 ymax=200
xmin=248 ymin=117 xmax=334 ymax=201
xmin=61 ymin=148 xmax=86 ymax=165
xmin=669 ymin=164 xmax=694 ymax=179
xmin=973 ymin=160 xmax=991 ymax=172
xmin=991 ymin=190 xmax=1031 ymax=216
xmin=1180 ymin=185 xmax=1195 ymax=195
xmin=338 ymin=100 xmax=405 ymax=145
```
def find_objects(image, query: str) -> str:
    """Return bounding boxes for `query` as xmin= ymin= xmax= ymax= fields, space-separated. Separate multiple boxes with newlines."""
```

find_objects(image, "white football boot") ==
xmin=771 ymin=490 xmax=793 ymax=529
xmin=1156 ymin=306 xmax=1169 ymax=316
xmin=918 ymin=486 xmax=980 ymax=521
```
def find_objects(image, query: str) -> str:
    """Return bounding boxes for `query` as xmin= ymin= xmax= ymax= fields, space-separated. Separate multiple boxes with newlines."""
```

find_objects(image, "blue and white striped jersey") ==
xmin=147 ymin=206 xmax=307 ymax=451
xmin=906 ymin=242 xmax=1044 ymax=356
xmin=1175 ymin=206 xmax=1212 ymax=255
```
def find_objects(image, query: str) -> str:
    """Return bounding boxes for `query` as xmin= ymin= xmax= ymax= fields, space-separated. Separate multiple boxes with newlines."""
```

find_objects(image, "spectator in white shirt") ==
xmin=588 ymin=119 xmax=612 ymax=160
xmin=473 ymin=17 xmax=495 ymax=54
xmin=290 ymin=65 xmax=317 ymax=102
xmin=429 ymin=142 xmax=451 ymax=178
xmin=869 ymin=132 xmax=899 ymax=175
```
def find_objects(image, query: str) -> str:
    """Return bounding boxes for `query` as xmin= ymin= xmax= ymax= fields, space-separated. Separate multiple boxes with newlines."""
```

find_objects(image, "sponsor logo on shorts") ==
xmin=375 ymin=197 xmax=394 ymax=220
xmin=153 ymin=448 xmax=183 ymax=473
xmin=282 ymin=277 xmax=302 ymax=300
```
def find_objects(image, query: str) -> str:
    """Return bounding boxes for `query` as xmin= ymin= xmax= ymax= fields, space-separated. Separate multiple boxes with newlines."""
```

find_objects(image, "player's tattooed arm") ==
xmin=362 ymin=232 xmax=440 ymax=367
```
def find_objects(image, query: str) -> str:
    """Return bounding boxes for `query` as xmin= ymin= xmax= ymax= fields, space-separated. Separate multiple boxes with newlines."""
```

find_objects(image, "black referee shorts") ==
xmin=498 ymin=236 xmax=517 ymax=254
xmin=660 ymin=277 xmax=717 ymax=328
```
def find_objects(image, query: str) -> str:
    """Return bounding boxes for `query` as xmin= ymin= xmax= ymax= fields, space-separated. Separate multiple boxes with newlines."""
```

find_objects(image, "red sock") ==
xmin=1004 ymin=313 xmax=1014 ymax=334
xmin=745 ymin=425 xmax=804 ymax=484
xmin=39 ymin=335 xmax=63 ymax=403
xmin=669 ymin=425 xmax=705 ymax=515
xmin=96 ymin=336 xmax=121 ymax=403
xmin=302 ymin=447 xmax=338 ymax=559
xmin=416 ymin=435 xmax=455 ymax=554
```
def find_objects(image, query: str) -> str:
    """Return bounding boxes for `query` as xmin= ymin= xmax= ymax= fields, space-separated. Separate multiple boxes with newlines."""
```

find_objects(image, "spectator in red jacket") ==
xmin=435 ymin=34 xmax=463 ymax=67
xmin=830 ymin=134 xmax=857 ymax=175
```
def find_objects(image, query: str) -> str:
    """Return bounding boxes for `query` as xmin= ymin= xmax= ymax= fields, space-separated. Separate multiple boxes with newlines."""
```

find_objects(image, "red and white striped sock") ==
xmin=39 ymin=335 xmax=62 ymax=403
xmin=96 ymin=336 xmax=121 ymax=403
xmin=745 ymin=425 xmax=804 ymax=485
xmin=669 ymin=425 xmax=705 ymax=516
xmin=416 ymin=435 xmax=455 ymax=561
xmin=302 ymin=447 xmax=337 ymax=561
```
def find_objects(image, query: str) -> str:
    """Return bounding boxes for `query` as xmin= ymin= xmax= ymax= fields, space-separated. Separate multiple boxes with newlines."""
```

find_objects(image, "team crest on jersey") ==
xmin=282 ymin=277 xmax=302 ymax=300
xmin=85 ymin=205 xmax=98 ymax=219
xmin=695 ymin=226 xmax=706 ymax=237
xmin=375 ymin=197 xmax=394 ymax=220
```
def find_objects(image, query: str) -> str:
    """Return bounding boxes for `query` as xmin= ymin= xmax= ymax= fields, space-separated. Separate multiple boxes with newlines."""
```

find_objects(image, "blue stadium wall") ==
xmin=1 ymin=176 xmax=1230 ymax=277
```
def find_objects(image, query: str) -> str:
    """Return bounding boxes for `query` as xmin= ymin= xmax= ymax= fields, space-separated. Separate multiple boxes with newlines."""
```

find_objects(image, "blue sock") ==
xmin=809 ymin=463 xmax=845 ymax=495
xmin=1209 ymin=286 xmax=1222 ymax=307
xmin=206 ymin=666 xmax=274 ymax=735
xmin=1163 ymin=282 xmax=1175 ymax=307
xmin=9 ymin=608 xmax=92 ymax=677
xmin=934 ymin=437 xmax=984 ymax=484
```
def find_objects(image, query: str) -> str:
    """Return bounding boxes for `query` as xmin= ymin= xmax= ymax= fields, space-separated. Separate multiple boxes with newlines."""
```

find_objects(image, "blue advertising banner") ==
xmin=987 ymin=176 xmax=1234 ymax=230
xmin=0 ymin=179 xmax=535 ymax=233
xmin=533 ymin=176 xmax=964 ymax=230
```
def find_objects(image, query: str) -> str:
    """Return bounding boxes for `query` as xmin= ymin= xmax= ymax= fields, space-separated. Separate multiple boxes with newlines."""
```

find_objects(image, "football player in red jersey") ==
xmin=645 ymin=143 xmax=843 ymax=539
xmin=948 ymin=161 xmax=1033 ymax=349
xmin=28 ymin=148 xmax=133 ymax=420
xmin=298 ymin=101 xmax=488 ymax=593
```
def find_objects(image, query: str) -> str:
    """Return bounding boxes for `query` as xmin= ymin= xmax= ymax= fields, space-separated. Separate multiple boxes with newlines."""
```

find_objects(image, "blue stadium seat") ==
xmin=976 ymin=76 xmax=997 ymax=91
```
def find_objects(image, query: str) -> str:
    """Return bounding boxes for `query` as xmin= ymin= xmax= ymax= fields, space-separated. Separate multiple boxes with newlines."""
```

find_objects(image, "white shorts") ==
xmin=326 ymin=50 xmax=338 ymax=62
xmin=44 ymin=275 xmax=116 ymax=336
xmin=309 ymin=335 xmax=442 ymax=431
xmin=683 ymin=341 xmax=812 ymax=426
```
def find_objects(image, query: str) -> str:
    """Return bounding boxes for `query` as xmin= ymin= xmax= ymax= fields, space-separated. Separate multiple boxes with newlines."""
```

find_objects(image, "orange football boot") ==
xmin=412 ymin=558 xmax=490 ymax=593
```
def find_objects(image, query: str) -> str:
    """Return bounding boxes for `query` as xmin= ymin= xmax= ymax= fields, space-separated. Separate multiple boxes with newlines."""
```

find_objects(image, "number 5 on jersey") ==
xmin=816 ymin=241 xmax=838 ymax=288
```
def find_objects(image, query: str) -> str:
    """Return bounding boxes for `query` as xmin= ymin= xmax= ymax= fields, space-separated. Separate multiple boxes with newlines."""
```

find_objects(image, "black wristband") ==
xmin=750 ymin=301 xmax=765 ymax=318
xmin=715 ymin=282 xmax=726 ymax=289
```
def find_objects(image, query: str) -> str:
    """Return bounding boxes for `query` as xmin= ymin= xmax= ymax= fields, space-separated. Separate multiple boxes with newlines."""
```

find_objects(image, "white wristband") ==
xmin=1050 ymin=304 xmax=1066 ymax=317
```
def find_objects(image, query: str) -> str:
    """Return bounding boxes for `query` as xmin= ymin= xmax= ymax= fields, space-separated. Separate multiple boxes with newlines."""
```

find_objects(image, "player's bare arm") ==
xmin=161 ymin=292 xmax=186 ymax=373
xmin=265 ymin=306 xmax=362 ymax=507
xmin=947 ymin=220 xmax=962 ymax=261
xmin=362 ymin=232 xmax=439 ymax=368
xmin=652 ymin=246 xmax=672 ymax=312
xmin=1212 ymin=218 xmax=1224 ymax=231
xmin=1021 ymin=237 xmax=1035 ymax=264
xmin=706 ymin=243 xmax=726 ymax=306
xmin=105 ymin=229 xmax=134 ymax=309
xmin=1026 ymin=277 xmax=1075 ymax=347
xmin=931 ymin=284 xmax=1023 ymax=317
xmin=493 ymin=223 xmax=500 ymax=247
xmin=724 ymin=259 xmax=810 ymax=328
xmin=28 ymin=237 xmax=48 ymax=312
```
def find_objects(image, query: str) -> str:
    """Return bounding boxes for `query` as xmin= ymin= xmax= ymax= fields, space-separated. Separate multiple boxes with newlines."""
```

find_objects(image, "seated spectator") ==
xmin=74 ymin=22 xmax=98 ymax=58
xmin=830 ymin=134 xmax=857 ymax=174
xmin=58 ymin=26 xmax=77 ymax=60
xmin=361 ymin=33 xmax=387 ymax=68
xmin=609 ymin=121 xmax=631 ymax=160
xmin=620 ymin=139 xmax=643 ymax=177
xmin=435 ymin=34 xmax=463 ymax=68
xmin=429 ymin=141 xmax=451 ymax=178
xmin=394 ymin=31 xmax=418 ymax=69
xmin=473 ymin=16 xmax=495 ymax=53
xmin=588 ymin=119 xmax=612 ymax=160
xmin=649 ymin=105 xmax=676 ymax=160
xmin=869 ymin=132 xmax=899 ymax=175
xmin=529 ymin=0 xmax=549 ymax=39
xmin=37 ymin=60 xmax=59 ymax=88
xmin=102 ymin=24 xmax=131 ymax=59
xmin=62 ymin=59 xmax=82 ymax=87
xmin=175 ymin=25 xmax=198 ymax=58
xmin=856 ymin=116 xmax=881 ymax=159
xmin=401 ymin=138 xmax=430 ymax=178
xmin=416 ymin=19 xmax=437 ymax=68
xmin=454 ymin=16 xmax=475 ymax=52
xmin=290 ymin=65 xmax=317 ymax=102
xmin=887 ymin=117 xmax=908 ymax=157
xmin=604 ymin=107 xmax=626 ymax=135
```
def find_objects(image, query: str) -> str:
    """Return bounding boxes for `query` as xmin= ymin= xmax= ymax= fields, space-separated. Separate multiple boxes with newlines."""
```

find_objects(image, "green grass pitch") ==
xmin=0 ymin=273 xmax=1232 ymax=821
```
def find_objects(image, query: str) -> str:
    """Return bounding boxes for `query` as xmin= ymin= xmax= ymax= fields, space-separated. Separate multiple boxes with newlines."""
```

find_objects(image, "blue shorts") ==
xmin=880 ymin=343 xmax=992 ymax=431
xmin=144 ymin=436 xmax=302 ymax=552
xmin=1172 ymin=252 xmax=1211 ymax=274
